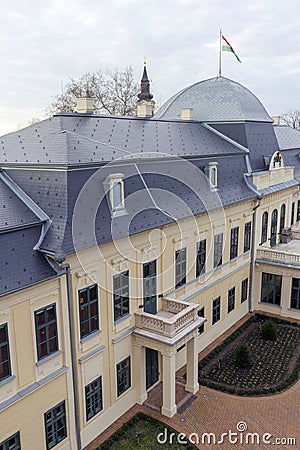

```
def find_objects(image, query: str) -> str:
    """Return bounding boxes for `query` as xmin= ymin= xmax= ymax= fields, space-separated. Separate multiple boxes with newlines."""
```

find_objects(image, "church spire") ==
xmin=137 ymin=59 xmax=154 ymax=102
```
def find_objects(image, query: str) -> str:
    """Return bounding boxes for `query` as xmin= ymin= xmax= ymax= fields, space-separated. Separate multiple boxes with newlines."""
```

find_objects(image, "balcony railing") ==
xmin=134 ymin=297 xmax=199 ymax=338
xmin=256 ymin=248 xmax=300 ymax=266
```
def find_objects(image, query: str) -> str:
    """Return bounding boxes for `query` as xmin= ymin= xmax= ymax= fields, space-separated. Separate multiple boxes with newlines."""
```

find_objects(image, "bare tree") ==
xmin=47 ymin=66 xmax=139 ymax=116
xmin=281 ymin=110 xmax=300 ymax=130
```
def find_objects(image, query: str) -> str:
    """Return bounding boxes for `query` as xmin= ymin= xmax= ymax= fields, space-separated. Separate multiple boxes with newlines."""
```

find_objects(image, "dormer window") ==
xmin=205 ymin=162 xmax=218 ymax=190
xmin=105 ymin=173 xmax=126 ymax=215
xmin=270 ymin=151 xmax=284 ymax=169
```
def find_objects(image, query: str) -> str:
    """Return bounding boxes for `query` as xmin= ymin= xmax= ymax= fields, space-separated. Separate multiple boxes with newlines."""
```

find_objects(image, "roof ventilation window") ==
xmin=104 ymin=173 xmax=127 ymax=217
xmin=205 ymin=162 xmax=218 ymax=190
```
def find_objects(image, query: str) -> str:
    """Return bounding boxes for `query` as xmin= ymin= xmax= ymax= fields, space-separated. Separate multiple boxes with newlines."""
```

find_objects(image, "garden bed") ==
xmin=199 ymin=316 xmax=300 ymax=395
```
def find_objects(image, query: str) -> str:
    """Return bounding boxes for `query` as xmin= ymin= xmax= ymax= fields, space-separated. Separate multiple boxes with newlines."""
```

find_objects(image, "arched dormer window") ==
xmin=261 ymin=211 xmax=268 ymax=244
xmin=112 ymin=181 xmax=122 ymax=209
xmin=270 ymin=151 xmax=284 ymax=169
xmin=105 ymin=173 xmax=126 ymax=215
xmin=205 ymin=162 xmax=218 ymax=190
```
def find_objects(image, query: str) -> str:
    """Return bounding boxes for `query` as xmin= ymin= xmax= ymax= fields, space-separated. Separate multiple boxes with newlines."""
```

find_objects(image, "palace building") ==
xmin=1 ymin=64 xmax=300 ymax=449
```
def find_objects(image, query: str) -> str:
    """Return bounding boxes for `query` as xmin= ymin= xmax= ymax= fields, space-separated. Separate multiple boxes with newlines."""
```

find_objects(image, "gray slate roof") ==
xmin=274 ymin=125 xmax=300 ymax=150
xmin=154 ymin=76 xmax=273 ymax=123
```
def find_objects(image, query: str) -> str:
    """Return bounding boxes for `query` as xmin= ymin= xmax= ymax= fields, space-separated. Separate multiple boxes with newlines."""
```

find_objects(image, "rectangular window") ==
xmin=44 ymin=401 xmax=67 ymax=450
xmin=228 ymin=287 xmax=235 ymax=313
xmin=0 ymin=432 xmax=20 ymax=450
xmin=291 ymin=202 xmax=295 ymax=226
xmin=196 ymin=240 xmax=206 ymax=277
xmin=244 ymin=222 xmax=251 ymax=252
xmin=0 ymin=323 xmax=11 ymax=382
xmin=78 ymin=285 xmax=99 ymax=339
xmin=35 ymin=304 xmax=58 ymax=361
xmin=297 ymin=200 xmax=300 ymax=222
xmin=230 ymin=227 xmax=239 ymax=260
xmin=117 ymin=356 xmax=131 ymax=397
xmin=241 ymin=278 xmax=248 ymax=303
xmin=113 ymin=271 xmax=129 ymax=321
xmin=214 ymin=233 xmax=223 ymax=268
xmin=85 ymin=376 xmax=103 ymax=421
xmin=175 ymin=248 xmax=186 ymax=288
xmin=212 ymin=297 xmax=221 ymax=324
xmin=261 ymin=272 xmax=282 ymax=306
xmin=198 ymin=306 xmax=205 ymax=334
xmin=143 ymin=260 xmax=157 ymax=314
xmin=291 ymin=278 xmax=300 ymax=310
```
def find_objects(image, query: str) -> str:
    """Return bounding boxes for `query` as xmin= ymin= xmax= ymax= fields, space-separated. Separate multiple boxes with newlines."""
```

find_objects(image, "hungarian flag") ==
xmin=222 ymin=34 xmax=241 ymax=63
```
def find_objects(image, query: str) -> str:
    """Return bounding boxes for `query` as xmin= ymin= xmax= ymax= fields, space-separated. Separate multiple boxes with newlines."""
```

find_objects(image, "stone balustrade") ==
xmin=256 ymin=248 xmax=300 ymax=266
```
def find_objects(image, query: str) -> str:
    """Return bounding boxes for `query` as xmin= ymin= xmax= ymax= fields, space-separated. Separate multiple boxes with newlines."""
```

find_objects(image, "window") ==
xmin=107 ymin=173 xmax=125 ymax=212
xmin=261 ymin=272 xmax=282 ymax=306
xmin=175 ymin=248 xmax=186 ymax=288
xmin=244 ymin=222 xmax=251 ymax=252
xmin=210 ymin=167 xmax=217 ymax=186
xmin=78 ymin=285 xmax=99 ymax=339
xmin=0 ymin=432 xmax=20 ymax=450
xmin=214 ymin=233 xmax=223 ymax=267
xmin=270 ymin=209 xmax=278 ymax=247
xmin=113 ymin=271 xmax=129 ymax=321
xmin=228 ymin=287 xmax=235 ymax=313
xmin=261 ymin=211 xmax=268 ymax=244
xmin=112 ymin=182 xmax=122 ymax=209
xmin=290 ymin=278 xmax=300 ymax=310
xmin=85 ymin=376 xmax=103 ymax=421
xmin=212 ymin=297 xmax=221 ymax=324
xmin=35 ymin=304 xmax=58 ymax=361
xmin=117 ymin=356 xmax=131 ymax=396
xmin=280 ymin=204 xmax=286 ymax=233
xmin=297 ymin=200 xmax=300 ymax=222
xmin=291 ymin=202 xmax=295 ymax=226
xmin=143 ymin=260 xmax=157 ymax=314
xmin=0 ymin=323 xmax=11 ymax=382
xmin=44 ymin=401 xmax=67 ymax=450
xmin=241 ymin=278 xmax=248 ymax=303
xmin=196 ymin=240 xmax=206 ymax=277
xmin=198 ymin=307 xmax=205 ymax=334
xmin=230 ymin=227 xmax=239 ymax=260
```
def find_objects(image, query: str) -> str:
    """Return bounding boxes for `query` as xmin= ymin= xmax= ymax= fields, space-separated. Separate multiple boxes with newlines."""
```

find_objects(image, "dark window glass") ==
xmin=113 ymin=271 xmax=129 ymax=321
xmin=230 ymin=227 xmax=239 ymax=260
xmin=44 ymin=401 xmax=67 ymax=450
xmin=241 ymin=278 xmax=248 ymax=303
xmin=297 ymin=200 xmax=300 ymax=222
xmin=35 ymin=304 xmax=58 ymax=361
xmin=0 ymin=323 xmax=11 ymax=382
xmin=280 ymin=204 xmax=286 ymax=233
xmin=270 ymin=209 xmax=278 ymax=247
xmin=291 ymin=278 xmax=300 ymax=310
xmin=143 ymin=260 xmax=157 ymax=314
xmin=244 ymin=222 xmax=251 ymax=252
xmin=85 ymin=376 xmax=103 ymax=421
xmin=196 ymin=240 xmax=206 ymax=277
xmin=175 ymin=248 xmax=186 ymax=288
xmin=261 ymin=211 xmax=268 ymax=244
xmin=78 ymin=285 xmax=99 ymax=339
xmin=117 ymin=356 xmax=131 ymax=396
xmin=214 ymin=233 xmax=223 ymax=267
xmin=112 ymin=182 xmax=122 ymax=209
xmin=291 ymin=202 xmax=295 ymax=226
xmin=0 ymin=432 xmax=20 ymax=450
xmin=212 ymin=297 xmax=221 ymax=324
xmin=261 ymin=272 xmax=282 ymax=306
xmin=228 ymin=287 xmax=235 ymax=313
xmin=198 ymin=307 xmax=205 ymax=334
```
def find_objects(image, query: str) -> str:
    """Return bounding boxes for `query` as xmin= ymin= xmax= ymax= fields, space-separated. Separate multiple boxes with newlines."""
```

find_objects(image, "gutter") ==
xmin=45 ymin=255 xmax=82 ymax=450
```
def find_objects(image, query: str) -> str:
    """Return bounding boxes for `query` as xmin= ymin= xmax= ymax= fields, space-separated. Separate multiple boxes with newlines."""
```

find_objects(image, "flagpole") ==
xmin=218 ymin=29 xmax=222 ymax=77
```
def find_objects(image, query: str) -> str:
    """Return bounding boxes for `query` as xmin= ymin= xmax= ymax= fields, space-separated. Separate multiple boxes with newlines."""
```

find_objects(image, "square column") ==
xmin=185 ymin=337 xmax=199 ymax=394
xmin=133 ymin=344 xmax=147 ymax=404
xmin=161 ymin=352 xmax=177 ymax=418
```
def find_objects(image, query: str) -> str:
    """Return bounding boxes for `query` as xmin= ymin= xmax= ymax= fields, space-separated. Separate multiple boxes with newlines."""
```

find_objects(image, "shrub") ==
xmin=235 ymin=342 xmax=252 ymax=368
xmin=261 ymin=319 xmax=277 ymax=341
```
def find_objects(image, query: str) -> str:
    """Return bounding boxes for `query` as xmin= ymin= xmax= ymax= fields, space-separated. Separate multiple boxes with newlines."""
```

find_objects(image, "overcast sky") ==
xmin=0 ymin=0 xmax=299 ymax=135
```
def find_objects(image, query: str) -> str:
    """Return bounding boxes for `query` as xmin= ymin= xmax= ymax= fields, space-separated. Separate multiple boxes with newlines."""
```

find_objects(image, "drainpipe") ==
xmin=46 ymin=254 xmax=82 ymax=450
xmin=249 ymin=200 xmax=260 ymax=313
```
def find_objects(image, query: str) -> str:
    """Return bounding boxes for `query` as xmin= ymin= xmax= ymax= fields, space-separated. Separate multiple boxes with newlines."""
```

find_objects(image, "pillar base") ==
xmin=161 ymin=405 xmax=177 ymax=418
xmin=185 ymin=382 xmax=199 ymax=394
xmin=136 ymin=393 xmax=148 ymax=405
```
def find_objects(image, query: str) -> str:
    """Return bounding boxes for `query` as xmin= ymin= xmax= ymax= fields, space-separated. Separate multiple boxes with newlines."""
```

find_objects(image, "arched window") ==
xmin=261 ymin=211 xmax=268 ymax=244
xmin=280 ymin=204 xmax=286 ymax=233
xmin=112 ymin=181 xmax=122 ymax=209
xmin=270 ymin=209 xmax=278 ymax=247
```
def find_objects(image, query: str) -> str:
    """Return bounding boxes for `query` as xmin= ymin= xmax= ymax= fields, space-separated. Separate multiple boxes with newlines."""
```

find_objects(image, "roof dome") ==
xmin=154 ymin=76 xmax=272 ymax=123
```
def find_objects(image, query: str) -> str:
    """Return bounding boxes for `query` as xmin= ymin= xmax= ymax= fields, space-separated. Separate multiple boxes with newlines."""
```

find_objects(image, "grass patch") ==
xmin=97 ymin=412 xmax=196 ymax=449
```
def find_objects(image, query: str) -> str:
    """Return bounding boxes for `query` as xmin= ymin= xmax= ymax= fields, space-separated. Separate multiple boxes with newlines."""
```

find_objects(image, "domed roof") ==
xmin=154 ymin=76 xmax=272 ymax=123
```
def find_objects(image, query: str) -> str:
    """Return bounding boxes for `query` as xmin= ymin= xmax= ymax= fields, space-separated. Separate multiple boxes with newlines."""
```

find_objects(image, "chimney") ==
xmin=272 ymin=115 xmax=281 ymax=125
xmin=181 ymin=108 xmax=194 ymax=120
xmin=76 ymin=97 xmax=95 ymax=114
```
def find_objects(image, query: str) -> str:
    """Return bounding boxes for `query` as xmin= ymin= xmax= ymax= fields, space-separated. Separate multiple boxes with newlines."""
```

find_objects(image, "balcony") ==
xmin=256 ymin=243 xmax=300 ymax=267
xmin=134 ymin=297 xmax=204 ymax=344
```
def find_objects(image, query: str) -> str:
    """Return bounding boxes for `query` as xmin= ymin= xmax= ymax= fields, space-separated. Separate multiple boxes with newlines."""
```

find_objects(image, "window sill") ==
xmin=0 ymin=375 xmax=16 ymax=388
xmin=259 ymin=302 xmax=281 ymax=309
xmin=288 ymin=307 xmax=300 ymax=312
xmin=80 ymin=330 xmax=102 ymax=353
xmin=36 ymin=350 xmax=62 ymax=366
xmin=114 ymin=313 xmax=131 ymax=325
xmin=80 ymin=330 xmax=101 ymax=343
